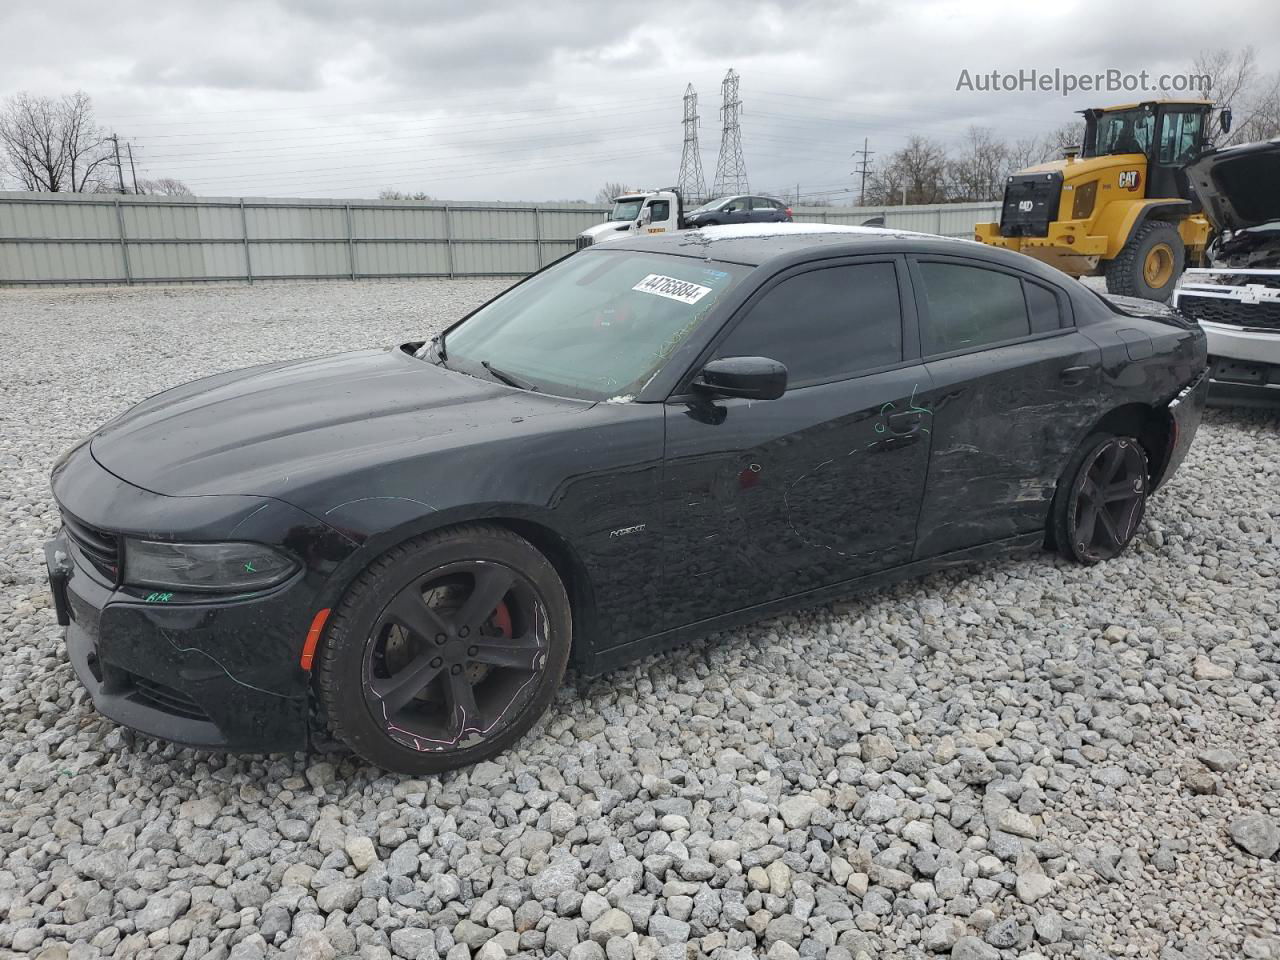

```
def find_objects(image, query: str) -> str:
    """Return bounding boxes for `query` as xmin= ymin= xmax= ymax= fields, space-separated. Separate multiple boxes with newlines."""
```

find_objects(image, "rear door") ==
xmin=907 ymin=256 xmax=1103 ymax=557
xmin=748 ymin=197 xmax=781 ymax=222
xmin=660 ymin=257 xmax=934 ymax=627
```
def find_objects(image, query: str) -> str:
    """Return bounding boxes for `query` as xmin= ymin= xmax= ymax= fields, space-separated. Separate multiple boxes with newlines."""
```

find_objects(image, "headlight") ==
xmin=1071 ymin=180 xmax=1098 ymax=220
xmin=123 ymin=539 xmax=297 ymax=592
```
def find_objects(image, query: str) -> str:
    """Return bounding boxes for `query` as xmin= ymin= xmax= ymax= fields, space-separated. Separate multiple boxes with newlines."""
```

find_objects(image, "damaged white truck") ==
xmin=1174 ymin=137 xmax=1280 ymax=405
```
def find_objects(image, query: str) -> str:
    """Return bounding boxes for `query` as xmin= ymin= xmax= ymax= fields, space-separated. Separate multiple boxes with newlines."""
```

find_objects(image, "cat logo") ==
xmin=1018 ymin=200 xmax=1035 ymax=213
xmin=1118 ymin=170 xmax=1141 ymax=191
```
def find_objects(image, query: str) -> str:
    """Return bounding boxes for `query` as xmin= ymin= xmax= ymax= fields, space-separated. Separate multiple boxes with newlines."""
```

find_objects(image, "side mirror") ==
xmin=638 ymin=208 xmax=652 ymax=226
xmin=1220 ymin=107 xmax=1233 ymax=134
xmin=693 ymin=356 xmax=787 ymax=401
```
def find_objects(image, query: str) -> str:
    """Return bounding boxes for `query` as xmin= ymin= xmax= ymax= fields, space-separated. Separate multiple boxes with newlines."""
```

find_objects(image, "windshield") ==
xmin=609 ymin=198 xmax=645 ymax=221
xmin=690 ymin=197 xmax=731 ymax=213
xmin=1094 ymin=108 xmax=1154 ymax=157
xmin=433 ymin=250 xmax=750 ymax=401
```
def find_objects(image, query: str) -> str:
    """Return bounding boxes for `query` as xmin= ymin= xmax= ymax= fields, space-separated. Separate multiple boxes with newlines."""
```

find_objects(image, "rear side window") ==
xmin=1025 ymin=281 xmax=1063 ymax=332
xmin=715 ymin=262 xmax=903 ymax=386
xmin=917 ymin=262 xmax=1030 ymax=355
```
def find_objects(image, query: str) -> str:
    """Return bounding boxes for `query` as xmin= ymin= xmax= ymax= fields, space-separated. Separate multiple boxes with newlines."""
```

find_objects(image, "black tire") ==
xmin=317 ymin=524 xmax=571 ymax=774
xmin=1104 ymin=220 xmax=1184 ymax=302
xmin=1051 ymin=433 xmax=1149 ymax=564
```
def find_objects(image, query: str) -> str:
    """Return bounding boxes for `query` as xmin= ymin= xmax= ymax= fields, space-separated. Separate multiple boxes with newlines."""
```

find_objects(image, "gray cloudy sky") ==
xmin=1 ymin=0 xmax=1275 ymax=201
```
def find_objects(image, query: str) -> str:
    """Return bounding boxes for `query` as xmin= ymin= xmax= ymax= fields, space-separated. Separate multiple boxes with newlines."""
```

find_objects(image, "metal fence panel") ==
xmin=0 ymin=192 xmax=1000 ymax=286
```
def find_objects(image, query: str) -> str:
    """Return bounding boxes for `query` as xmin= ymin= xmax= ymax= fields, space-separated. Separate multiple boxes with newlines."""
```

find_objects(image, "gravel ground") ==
xmin=0 ymin=280 xmax=1277 ymax=960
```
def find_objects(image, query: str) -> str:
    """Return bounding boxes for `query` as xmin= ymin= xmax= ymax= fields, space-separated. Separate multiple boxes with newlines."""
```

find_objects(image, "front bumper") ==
xmin=1174 ymin=270 xmax=1280 ymax=406
xmin=48 ymin=529 xmax=313 ymax=750
xmin=47 ymin=444 xmax=356 ymax=752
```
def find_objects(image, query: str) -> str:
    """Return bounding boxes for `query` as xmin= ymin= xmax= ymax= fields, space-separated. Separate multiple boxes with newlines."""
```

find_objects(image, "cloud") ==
xmin=0 ymin=0 xmax=1274 ymax=201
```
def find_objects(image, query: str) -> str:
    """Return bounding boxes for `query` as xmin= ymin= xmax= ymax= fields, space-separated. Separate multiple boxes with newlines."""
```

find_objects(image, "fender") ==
xmin=1096 ymin=199 xmax=1192 ymax=259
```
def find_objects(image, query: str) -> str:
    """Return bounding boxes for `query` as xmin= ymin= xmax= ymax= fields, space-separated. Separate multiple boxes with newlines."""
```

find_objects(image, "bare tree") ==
xmin=866 ymin=137 xmax=949 ymax=205
xmin=1195 ymin=47 xmax=1257 ymax=143
xmin=1237 ymin=69 xmax=1280 ymax=142
xmin=1041 ymin=122 xmax=1086 ymax=160
xmin=378 ymin=189 xmax=433 ymax=200
xmin=593 ymin=181 xmax=629 ymax=205
xmin=136 ymin=177 xmax=193 ymax=196
xmin=949 ymin=126 xmax=1009 ymax=201
xmin=0 ymin=90 xmax=113 ymax=192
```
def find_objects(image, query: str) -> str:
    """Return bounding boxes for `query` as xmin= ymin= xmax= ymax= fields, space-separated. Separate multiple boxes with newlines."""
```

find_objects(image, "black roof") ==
xmin=605 ymin=224 xmax=1059 ymax=275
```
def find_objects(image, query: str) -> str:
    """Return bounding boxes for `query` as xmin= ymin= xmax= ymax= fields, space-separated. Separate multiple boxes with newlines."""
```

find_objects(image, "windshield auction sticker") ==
xmin=632 ymin=274 xmax=713 ymax=305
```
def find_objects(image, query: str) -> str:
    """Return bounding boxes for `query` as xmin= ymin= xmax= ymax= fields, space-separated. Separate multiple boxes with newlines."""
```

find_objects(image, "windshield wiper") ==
xmin=481 ymin=360 xmax=537 ymax=391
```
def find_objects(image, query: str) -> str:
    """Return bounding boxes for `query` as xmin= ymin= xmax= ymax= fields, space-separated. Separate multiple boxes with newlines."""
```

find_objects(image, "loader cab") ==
xmin=1081 ymin=100 xmax=1215 ymax=203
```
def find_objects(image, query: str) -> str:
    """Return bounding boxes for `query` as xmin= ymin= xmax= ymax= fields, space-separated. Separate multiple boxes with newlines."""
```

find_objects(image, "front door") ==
xmin=660 ymin=257 xmax=934 ymax=628
xmin=1152 ymin=107 xmax=1208 ymax=206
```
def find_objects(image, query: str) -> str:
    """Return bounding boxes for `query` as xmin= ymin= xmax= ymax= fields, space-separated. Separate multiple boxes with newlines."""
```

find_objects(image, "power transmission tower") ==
xmin=712 ymin=69 xmax=748 ymax=196
xmin=852 ymin=138 xmax=874 ymax=206
xmin=676 ymin=84 xmax=708 ymax=203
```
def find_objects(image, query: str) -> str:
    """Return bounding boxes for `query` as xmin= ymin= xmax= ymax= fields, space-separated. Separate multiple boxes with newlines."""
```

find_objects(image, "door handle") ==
xmin=887 ymin=411 xmax=922 ymax=435
xmin=1059 ymin=365 xmax=1091 ymax=386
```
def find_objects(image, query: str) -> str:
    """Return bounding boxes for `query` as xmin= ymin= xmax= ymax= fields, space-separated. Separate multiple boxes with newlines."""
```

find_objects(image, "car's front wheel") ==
xmin=1051 ymin=433 xmax=1149 ymax=564
xmin=317 ymin=524 xmax=571 ymax=773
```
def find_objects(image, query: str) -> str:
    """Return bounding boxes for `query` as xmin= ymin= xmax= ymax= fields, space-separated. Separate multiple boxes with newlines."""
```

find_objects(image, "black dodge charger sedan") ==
xmin=47 ymin=224 xmax=1208 ymax=773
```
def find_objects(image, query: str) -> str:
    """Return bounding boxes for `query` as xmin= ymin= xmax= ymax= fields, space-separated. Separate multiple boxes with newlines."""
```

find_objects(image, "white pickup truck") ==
xmin=1173 ymin=138 xmax=1280 ymax=406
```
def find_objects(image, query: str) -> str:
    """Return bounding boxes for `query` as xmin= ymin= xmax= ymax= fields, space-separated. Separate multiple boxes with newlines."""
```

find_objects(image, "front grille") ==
xmin=62 ymin=512 xmax=120 ymax=581
xmin=1195 ymin=273 xmax=1280 ymax=290
xmin=999 ymin=172 xmax=1063 ymax=238
xmin=575 ymin=235 xmax=593 ymax=250
xmin=129 ymin=674 xmax=210 ymax=722
xmin=1178 ymin=294 xmax=1280 ymax=332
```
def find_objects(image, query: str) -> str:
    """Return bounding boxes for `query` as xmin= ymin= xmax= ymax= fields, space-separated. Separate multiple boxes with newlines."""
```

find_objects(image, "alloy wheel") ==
xmin=362 ymin=561 xmax=547 ymax=753
xmin=1068 ymin=437 xmax=1147 ymax=562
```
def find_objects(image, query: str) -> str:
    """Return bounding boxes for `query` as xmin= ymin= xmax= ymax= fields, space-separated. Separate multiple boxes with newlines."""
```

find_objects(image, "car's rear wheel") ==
xmin=317 ymin=524 xmax=571 ymax=773
xmin=1051 ymin=433 xmax=1149 ymax=564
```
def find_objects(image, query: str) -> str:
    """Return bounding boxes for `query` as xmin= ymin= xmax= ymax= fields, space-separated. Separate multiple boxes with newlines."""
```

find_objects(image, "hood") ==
xmin=1020 ymin=153 xmax=1145 ymax=183
xmin=580 ymin=221 xmax=634 ymax=241
xmin=90 ymin=347 xmax=587 ymax=500
xmin=1187 ymin=138 xmax=1280 ymax=232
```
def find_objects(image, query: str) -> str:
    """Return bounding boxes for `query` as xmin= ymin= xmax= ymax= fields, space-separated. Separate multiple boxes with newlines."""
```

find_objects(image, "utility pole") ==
xmin=852 ymin=137 xmax=874 ymax=206
xmin=126 ymin=142 xmax=139 ymax=194
xmin=109 ymin=134 xmax=126 ymax=193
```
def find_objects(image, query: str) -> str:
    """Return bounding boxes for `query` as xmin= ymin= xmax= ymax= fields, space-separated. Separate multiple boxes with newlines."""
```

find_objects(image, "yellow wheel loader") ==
xmin=975 ymin=99 xmax=1232 ymax=302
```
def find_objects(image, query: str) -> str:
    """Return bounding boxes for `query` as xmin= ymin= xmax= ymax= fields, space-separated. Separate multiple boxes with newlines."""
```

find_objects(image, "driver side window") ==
xmin=725 ymin=198 xmax=748 ymax=213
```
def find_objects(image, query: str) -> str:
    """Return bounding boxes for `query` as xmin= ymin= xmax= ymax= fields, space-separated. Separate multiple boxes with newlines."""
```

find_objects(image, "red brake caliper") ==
xmin=492 ymin=600 xmax=512 ymax=639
